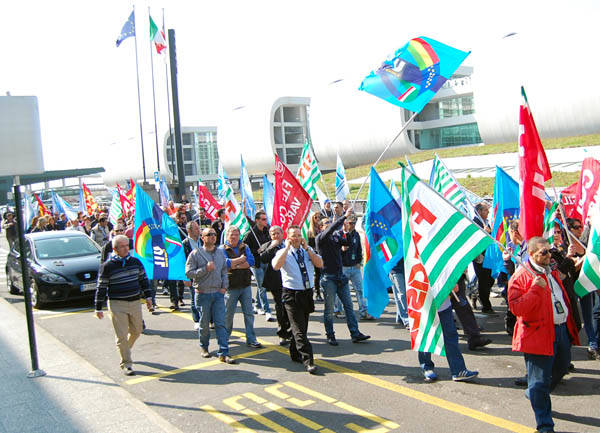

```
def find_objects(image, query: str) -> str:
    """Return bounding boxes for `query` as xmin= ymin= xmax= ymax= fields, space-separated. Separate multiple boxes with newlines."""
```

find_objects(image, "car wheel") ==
xmin=29 ymin=279 xmax=45 ymax=309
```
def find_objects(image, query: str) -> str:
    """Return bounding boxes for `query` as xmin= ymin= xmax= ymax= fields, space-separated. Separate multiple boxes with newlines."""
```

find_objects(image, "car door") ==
xmin=9 ymin=240 xmax=32 ymax=290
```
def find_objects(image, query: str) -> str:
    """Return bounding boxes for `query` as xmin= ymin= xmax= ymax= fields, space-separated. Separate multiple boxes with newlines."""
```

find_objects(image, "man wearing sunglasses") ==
xmin=508 ymin=237 xmax=580 ymax=433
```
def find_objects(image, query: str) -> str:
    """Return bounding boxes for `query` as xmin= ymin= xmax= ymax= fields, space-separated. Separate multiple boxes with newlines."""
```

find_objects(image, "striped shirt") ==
xmin=95 ymin=253 xmax=152 ymax=311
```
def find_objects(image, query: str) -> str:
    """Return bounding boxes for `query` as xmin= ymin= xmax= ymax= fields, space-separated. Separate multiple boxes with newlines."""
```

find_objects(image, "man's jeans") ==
xmin=190 ymin=286 xmax=199 ymax=323
xmin=195 ymin=291 xmax=229 ymax=357
xmin=321 ymin=273 xmax=360 ymax=338
xmin=580 ymin=292 xmax=598 ymax=350
xmin=389 ymin=270 xmax=409 ymax=326
xmin=343 ymin=266 xmax=367 ymax=316
xmin=524 ymin=323 xmax=571 ymax=432
xmin=251 ymin=263 xmax=271 ymax=314
xmin=225 ymin=286 xmax=259 ymax=344
xmin=418 ymin=306 xmax=466 ymax=376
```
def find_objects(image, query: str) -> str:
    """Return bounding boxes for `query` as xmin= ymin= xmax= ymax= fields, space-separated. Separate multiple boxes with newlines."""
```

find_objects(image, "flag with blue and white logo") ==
xmin=335 ymin=154 xmax=350 ymax=202
xmin=116 ymin=10 xmax=136 ymax=47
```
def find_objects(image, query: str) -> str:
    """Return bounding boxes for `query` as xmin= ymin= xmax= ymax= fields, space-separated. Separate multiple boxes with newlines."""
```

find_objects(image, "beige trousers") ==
xmin=108 ymin=299 xmax=143 ymax=368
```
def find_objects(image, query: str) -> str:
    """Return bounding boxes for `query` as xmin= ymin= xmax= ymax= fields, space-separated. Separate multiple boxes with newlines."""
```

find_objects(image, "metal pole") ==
xmin=133 ymin=5 xmax=147 ymax=184
xmin=168 ymin=29 xmax=186 ymax=202
xmin=351 ymin=111 xmax=418 ymax=203
xmin=13 ymin=181 xmax=46 ymax=378
xmin=148 ymin=7 xmax=161 ymax=172
xmin=162 ymin=9 xmax=175 ymax=182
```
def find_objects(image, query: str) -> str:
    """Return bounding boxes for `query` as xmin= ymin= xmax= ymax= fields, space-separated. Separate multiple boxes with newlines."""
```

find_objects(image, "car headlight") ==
xmin=38 ymin=273 xmax=68 ymax=283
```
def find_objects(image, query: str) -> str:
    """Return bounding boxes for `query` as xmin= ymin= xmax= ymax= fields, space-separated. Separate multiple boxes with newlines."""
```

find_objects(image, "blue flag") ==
xmin=482 ymin=167 xmax=520 ymax=278
xmin=363 ymin=168 xmax=404 ymax=318
xmin=240 ymin=156 xmax=257 ymax=218
xmin=335 ymin=154 xmax=350 ymax=201
xmin=52 ymin=191 xmax=79 ymax=221
xmin=159 ymin=176 xmax=171 ymax=208
xmin=116 ymin=10 xmax=135 ymax=47
xmin=133 ymin=186 xmax=187 ymax=281
xmin=78 ymin=187 xmax=88 ymax=216
xmin=51 ymin=191 xmax=62 ymax=215
xmin=359 ymin=36 xmax=470 ymax=113
xmin=23 ymin=193 xmax=35 ymax=231
xmin=217 ymin=161 xmax=229 ymax=202
xmin=262 ymin=174 xmax=275 ymax=225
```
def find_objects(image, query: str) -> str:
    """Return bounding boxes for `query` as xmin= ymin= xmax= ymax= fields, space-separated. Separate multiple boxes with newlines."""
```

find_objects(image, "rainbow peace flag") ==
xmin=359 ymin=36 xmax=470 ymax=113
xmin=133 ymin=185 xmax=187 ymax=281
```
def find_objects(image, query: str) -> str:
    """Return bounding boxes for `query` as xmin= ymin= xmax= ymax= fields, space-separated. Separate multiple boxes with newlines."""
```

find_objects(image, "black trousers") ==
xmin=451 ymin=277 xmax=481 ymax=343
xmin=282 ymin=288 xmax=314 ymax=366
xmin=271 ymin=287 xmax=292 ymax=340
xmin=473 ymin=262 xmax=493 ymax=310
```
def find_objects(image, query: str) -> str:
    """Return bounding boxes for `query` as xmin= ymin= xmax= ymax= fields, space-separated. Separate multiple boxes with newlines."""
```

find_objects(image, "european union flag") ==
xmin=116 ymin=10 xmax=135 ymax=47
xmin=133 ymin=186 xmax=187 ymax=281
xmin=359 ymin=36 xmax=470 ymax=113
xmin=262 ymin=174 xmax=275 ymax=224
xmin=482 ymin=167 xmax=520 ymax=277
xmin=363 ymin=168 xmax=404 ymax=318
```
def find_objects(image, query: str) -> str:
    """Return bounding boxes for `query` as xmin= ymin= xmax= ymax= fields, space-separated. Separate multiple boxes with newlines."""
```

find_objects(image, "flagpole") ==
xmin=401 ymin=164 xmax=538 ymax=278
xmin=351 ymin=111 xmax=418 ymax=204
xmin=132 ymin=5 xmax=147 ymax=184
xmin=437 ymin=153 xmax=477 ymax=210
xmin=148 ymin=7 xmax=161 ymax=173
xmin=162 ymin=8 xmax=175 ymax=182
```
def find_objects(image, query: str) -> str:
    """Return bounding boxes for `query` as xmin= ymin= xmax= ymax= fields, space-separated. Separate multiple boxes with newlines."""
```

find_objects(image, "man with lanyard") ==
xmin=259 ymin=225 xmax=293 ymax=346
xmin=341 ymin=215 xmax=372 ymax=320
xmin=185 ymin=227 xmax=234 ymax=364
xmin=508 ymin=237 xmax=580 ymax=433
xmin=183 ymin=221 xmax=202 ymax=330
xmin=243 ymin=210 xmax=274 ymax=321
xmin=316 ymin=208 xmax=370 ymax=346
xmin=272 ymin=225 xmax=323 ymax=373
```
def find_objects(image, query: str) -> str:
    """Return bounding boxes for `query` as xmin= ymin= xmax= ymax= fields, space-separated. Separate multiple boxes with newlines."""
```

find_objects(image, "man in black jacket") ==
xmin=316 ymin=208 xmax=370 ymax=346
xmin=259 ymin=225 xmax=292 ymax=345
xmin=472 ymin=202 xmax=496 ymax=314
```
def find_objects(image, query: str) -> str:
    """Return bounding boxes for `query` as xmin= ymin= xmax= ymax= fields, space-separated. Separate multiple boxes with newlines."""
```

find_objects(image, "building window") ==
xmin=272 ymin=104 xmax=308 ymax=165
xmin=414 ymin=123 xmax=482 ymax=150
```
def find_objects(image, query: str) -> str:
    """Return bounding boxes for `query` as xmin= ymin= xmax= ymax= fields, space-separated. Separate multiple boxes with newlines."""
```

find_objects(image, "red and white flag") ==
xmin=573 ymin=157 xmax=600 ymax=224
xmin=197 ymin=183 xmax=220 ymax=221
xmin=561 ymin=181 xmax=580 ymax=220
xmin=518 ymin=87 xmax=552 ymax=240
xmin=117 ymin=184 xmax=135 ymax=217
xmin=272 ymin=154 xmax=312 ymax=235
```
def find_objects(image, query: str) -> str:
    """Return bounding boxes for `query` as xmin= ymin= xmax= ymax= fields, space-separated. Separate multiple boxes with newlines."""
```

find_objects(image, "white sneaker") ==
xmin=194 ymin=322 xmax=200 ymax=331
xmin=265 ymin=312 xmax=276 ymax=322
xmin=257 ymin=308 xmax=265 ymax=315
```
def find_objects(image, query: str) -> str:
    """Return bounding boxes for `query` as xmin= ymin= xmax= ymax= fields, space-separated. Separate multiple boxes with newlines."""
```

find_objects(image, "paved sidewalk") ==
xmin=0 ymin=297 xmax=184 ymax=433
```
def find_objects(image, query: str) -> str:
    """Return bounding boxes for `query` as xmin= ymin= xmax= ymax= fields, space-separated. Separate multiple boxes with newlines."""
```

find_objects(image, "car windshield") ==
xmin=34 ymin=236 xmax=100 ymax=259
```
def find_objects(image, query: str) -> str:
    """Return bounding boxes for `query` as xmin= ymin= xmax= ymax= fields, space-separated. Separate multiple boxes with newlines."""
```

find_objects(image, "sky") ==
xmin=1 ymin=0 xmax=598 ymax=181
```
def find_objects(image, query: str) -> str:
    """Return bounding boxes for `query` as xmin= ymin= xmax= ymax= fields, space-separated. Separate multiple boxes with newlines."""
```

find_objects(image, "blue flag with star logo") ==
xmin=116 ymin=10 xmax=136 ymax=47
xmin=363 ymin=167 xmax=404 ymax=318
xmin=359 ymin=36 xmax=470 ymax=113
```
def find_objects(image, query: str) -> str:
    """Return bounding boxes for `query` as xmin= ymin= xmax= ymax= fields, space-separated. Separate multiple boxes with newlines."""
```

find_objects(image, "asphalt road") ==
xmin=1 ymin=236 xmax=599 ymax=433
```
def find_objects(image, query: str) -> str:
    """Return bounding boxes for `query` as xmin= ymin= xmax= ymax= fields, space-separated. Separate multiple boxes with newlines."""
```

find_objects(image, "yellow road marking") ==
xmin=124 ymin=346 xmax=274 ymax=385
xmin=37 ymin=308 xmax=94 ymax=320
xmin=200 ymin=404 xmax=255 ymax=433
xmin=283 ymin=381 xmax=336 ymax=403
xmin=264 ymin=384 xmax=314 ymax=407
xmin=158 ymin=297 xmax=536 ymax=433
xmin=264 ymin=401 xmax=324 ymax=431
xmin=223 ymin=395 xmax=294 ymax=433
xmin=345 ymin=423 xmax=389 ymax=433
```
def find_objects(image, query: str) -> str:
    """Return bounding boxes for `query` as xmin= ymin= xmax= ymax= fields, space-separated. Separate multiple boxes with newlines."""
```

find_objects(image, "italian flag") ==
xmin=401 ymin=165 xmax=493 ymax=355
xmin=377 ymin=237 xmax=399 ymax=262
xmin=149 ymin=16 xmax=166 ymax=54
xmin=543 ymin=201 xmax=559 ymax=245
xmin=574 ymin=209 xmax=600 ymax=297
xmin=296 ymin=139 xmax=322 ymax=239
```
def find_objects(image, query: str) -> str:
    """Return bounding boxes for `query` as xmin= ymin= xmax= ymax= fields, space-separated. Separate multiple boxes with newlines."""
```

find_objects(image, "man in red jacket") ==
xmin=508 ymin=236 xmax=580 ymax=433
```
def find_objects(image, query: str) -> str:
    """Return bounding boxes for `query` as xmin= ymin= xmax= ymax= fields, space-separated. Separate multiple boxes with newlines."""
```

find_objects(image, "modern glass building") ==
xmin=272 ymin=103 xmax=310 ymax=165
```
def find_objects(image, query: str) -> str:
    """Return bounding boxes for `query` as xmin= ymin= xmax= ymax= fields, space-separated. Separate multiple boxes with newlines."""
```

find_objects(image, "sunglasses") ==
xmin=572 ymin=225 xmax=582 ymax=230
xmin=204 ymin=233 xmax=217 ymax=237
xmin=538 ymin=249 xmax=551 ymax=255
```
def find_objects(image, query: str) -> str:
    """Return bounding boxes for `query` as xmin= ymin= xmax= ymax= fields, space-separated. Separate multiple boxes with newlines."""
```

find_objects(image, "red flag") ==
xmin=518 ymin=87 xmax=552 ymax=240
xmin=117 ymin=184 xmax=135 ymax=216
xmin=33 ymin=193 xmax=51 ymax=216
xmin=561 ymin=181 xmax=580 ymax=220
xmin=82 ymin=183 xmax=99 ymax=215
xmin=197 ymin=183 xmax=220 ymax=221
xmin=272 ymin=154 xmax=312 ymax=235
xmin=572 ymin=157 xmax=600 ymax=223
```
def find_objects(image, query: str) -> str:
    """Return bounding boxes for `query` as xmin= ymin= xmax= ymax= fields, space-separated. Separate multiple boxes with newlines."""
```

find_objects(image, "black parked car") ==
xmin=6 ymin=231 xmax=102 ymax=308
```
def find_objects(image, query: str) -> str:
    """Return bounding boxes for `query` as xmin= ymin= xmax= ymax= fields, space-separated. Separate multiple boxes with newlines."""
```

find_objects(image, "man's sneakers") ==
xmin=306 ymin=364 xmax=317 ymax=374
xmin=327 ymin=337 xmax=339 ymax=346
xmin=423 ymin=370 xmax=438 ymax=382
xmin=200 ymin=347 xmax=211 ymax=358
xmin=194 ymin=322 xmax=200 ymax=331
xmin=122 ymin=366 xmax=135 ymax=376
xmin=279 ymin=338 xmax=291 ymax=346
xmin=587 ymin=347 xmax=599 ymax=360
xmin=334 ymin=312 xmax=345 ymax=319
xmin=265 ymin=312 xmax=276 ymax=322
xmin=169 ymin=304 xmax=179 ymax=311
xmin=468 ymin=337 xmax=492 ymax=351
xmin=351 ymin=333 xmax=371 ymax=343
xmin=360 ymin=313 xmax=375 ymax=321
xmin=219 ymin=355 xmax=237 ymax=364
xmin=248 ymin=341 xmax=263 ymax=349
xmin=452 ymin=369 xmax=479 ymax=382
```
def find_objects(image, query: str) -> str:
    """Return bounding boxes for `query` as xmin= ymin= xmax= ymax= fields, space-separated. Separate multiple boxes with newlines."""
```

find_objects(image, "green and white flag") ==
xmin=574 ymin=210 xmax=600 ymax=297
xmin=543 ymin=201 xmax=559 ymax=245
xmin=222 ymin=181 xmax=251 ymax=238
xmin=108 ymin=188 xmax=123 ymax=226
xmin=296 ymin=139 xmax=322 ymax=238
xmin=429 ymin=154 xmax=467 ymax=210
xmin=401 ymin=165 xmax=494 ymax=355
